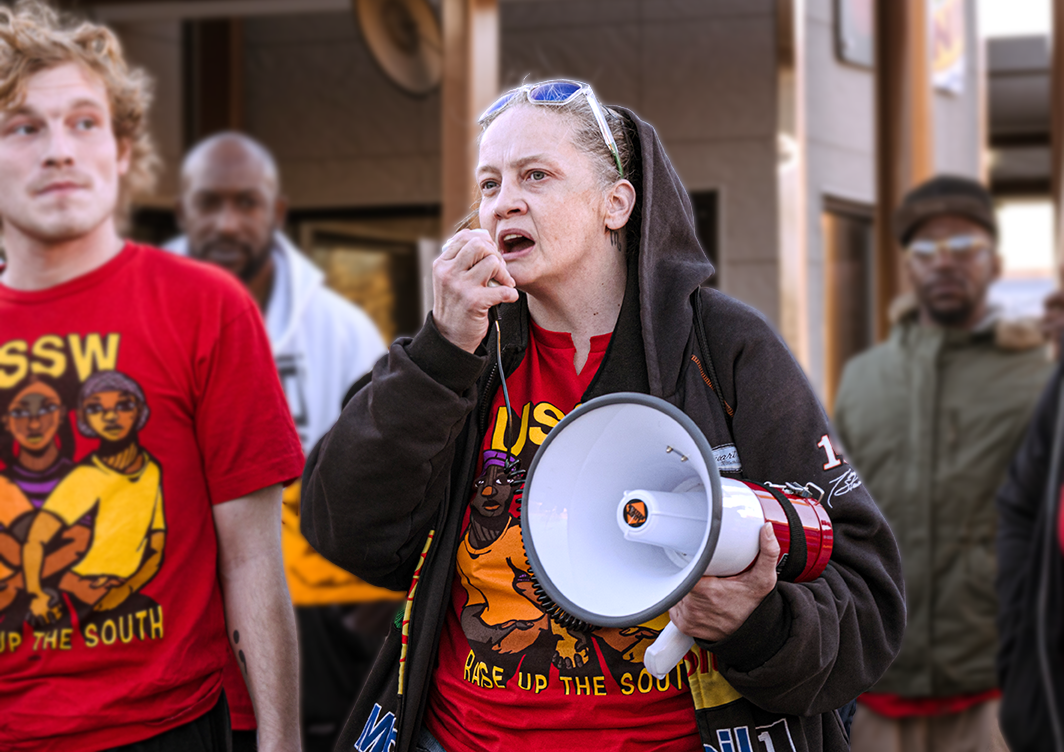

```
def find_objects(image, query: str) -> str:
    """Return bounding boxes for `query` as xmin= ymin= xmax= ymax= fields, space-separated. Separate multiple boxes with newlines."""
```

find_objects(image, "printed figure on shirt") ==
xmin=458 ymin=450 xmax=550 ymax=677
xmin=456 ymin=419 xmax=677 ymax=699
xmin=1 ymin=374 xmax=78 ymax=504
xmin=0 ymin=476 xmax=31 ymax=614
xmin=0 ymin=374 xmax=89 ymax=617
xmin=23 ymin=370 xmax=165 ymax=628
xmin=459 ymin=445 xmax=592 ymax=690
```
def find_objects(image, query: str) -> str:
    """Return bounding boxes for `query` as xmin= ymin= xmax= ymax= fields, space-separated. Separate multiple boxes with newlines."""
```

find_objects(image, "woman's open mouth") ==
xmin=499 ymin=230 xmax=535 ymax=255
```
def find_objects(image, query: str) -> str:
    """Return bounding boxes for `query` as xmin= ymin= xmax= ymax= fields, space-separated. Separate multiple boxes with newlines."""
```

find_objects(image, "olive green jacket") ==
xmin=834 ymin=307 xmax=1052 ymax=698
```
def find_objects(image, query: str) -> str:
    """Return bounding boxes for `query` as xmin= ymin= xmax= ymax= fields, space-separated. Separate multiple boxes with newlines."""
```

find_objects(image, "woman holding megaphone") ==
xmin=302 ymin=80 xmax=903 ymax=752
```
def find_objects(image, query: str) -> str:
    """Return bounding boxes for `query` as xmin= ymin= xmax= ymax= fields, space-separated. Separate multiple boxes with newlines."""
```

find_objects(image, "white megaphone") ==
xmin=521 ymin=393 xmax=832 ymax=679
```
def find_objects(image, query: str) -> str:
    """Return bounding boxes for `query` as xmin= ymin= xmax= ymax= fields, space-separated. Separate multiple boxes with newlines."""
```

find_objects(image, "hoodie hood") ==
xmin=888 ymin=291 xmax=1047 ymax=352
xmin=617 ymin=107 xmax=716 ymax=396
xmin=265 ymin=233 xmax=326 ymax=355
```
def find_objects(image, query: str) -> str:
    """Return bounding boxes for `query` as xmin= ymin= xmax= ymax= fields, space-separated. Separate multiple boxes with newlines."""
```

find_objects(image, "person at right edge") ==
xmin=996 ymin=224 xmax=1064 ymax=745
xmin=301 ymin=80 xmax=904 ymax=751
xmin=835 ymin=175 xmax=1052 ymax=751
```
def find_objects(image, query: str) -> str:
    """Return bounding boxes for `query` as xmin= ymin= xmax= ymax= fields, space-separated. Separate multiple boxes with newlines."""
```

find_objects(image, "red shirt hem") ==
xmin=858 ymin=689 xmax=1001 ymax=719
xmin=230 ymin=713 xmax=257 ymax=731
xmin=7 ymin=682 xmax=222 ymax=752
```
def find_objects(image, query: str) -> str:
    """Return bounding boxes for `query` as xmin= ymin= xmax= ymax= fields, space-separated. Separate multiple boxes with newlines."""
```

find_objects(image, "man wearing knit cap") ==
xmin=834 ymin=175 xmax=1052 ymax=750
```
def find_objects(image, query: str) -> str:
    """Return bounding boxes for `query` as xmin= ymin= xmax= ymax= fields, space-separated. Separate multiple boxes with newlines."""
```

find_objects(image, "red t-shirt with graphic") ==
xmin=425 ymin=320 xmax=701 ymax=751
xmin=223 ymin=651 xmax=257 ymax=730
xmin=0 ymin=244 xmax=304 ymax=751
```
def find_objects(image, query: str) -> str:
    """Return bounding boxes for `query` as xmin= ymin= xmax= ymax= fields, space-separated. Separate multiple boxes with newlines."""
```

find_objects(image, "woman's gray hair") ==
xmin=76 ymin=370 xmax=150 ymax=438
xmin=479 ymin=83 xmax=634 ymax=190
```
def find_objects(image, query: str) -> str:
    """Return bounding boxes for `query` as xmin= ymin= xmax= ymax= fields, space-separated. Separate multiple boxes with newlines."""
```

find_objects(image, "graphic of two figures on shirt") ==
xmin=0 ymin=370 xmax=165 ymax=627
xmin=458 ymin=450 xmax=660 ymax=683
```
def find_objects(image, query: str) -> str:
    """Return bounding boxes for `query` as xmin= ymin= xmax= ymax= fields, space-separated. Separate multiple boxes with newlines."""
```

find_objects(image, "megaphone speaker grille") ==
xmin=521 ymin=393 xmax=723 ymax=629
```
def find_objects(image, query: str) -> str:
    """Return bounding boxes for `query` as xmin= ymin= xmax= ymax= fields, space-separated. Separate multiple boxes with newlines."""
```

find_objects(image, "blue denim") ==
xmin=415 ymin=726 xmax=448 ymax=752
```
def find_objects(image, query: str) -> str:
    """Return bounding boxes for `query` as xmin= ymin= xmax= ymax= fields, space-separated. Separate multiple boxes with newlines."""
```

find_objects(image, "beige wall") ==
xmin=932 ymin=0 xmax=983 ymax=179
xmin=242 ymin=12 xmax=442 ymax=208
xmin=114 ymin=0 xmax=982 ymax=396
xmin=235 ymin=1 xmax=782 ymax=316
xmin=801 ymin=0 xmax=982 ymax=395
xmin=112 ymin=20 xmax=184 ymax=205
xmin=803 ymin=0 xmax=877 ymax=393
xmin=497 ymin=0 xmax=780 ymax=319
xmin=114 ymin=2 xmax=782 ymax=320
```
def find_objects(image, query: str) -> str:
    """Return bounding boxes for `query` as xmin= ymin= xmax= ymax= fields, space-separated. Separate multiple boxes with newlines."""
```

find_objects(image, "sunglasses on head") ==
xmin=907 ymin=235 xmax=993 ymax=262
xmin=479 ymin=79 xmax=624 ymax=178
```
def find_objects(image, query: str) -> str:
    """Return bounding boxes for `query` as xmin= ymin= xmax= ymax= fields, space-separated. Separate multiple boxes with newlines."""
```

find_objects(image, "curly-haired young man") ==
xmin=0 ymin=3 xmax=304 ymax=751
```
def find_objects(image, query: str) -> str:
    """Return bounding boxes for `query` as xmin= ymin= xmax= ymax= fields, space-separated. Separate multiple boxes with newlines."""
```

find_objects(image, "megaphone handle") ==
xmin=643 ymin=621 xmax=696 ymax=680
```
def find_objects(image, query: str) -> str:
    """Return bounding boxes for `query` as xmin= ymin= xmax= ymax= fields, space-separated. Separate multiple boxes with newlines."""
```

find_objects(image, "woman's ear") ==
xmin=605 ymin=179 xmax=636 ymax=231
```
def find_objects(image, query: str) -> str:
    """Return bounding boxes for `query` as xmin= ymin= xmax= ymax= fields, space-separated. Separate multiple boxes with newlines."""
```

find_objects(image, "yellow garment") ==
xmin=44 ymin=453 xmax=164 ymax=579
xmin=0 ymin=475 xmax=31 ymax=580
xmin=281 ymin=481 xmax=402 ymax=606
xmin=0 ymin=475 xmax=31 ymax=528
xmin=456 ymin=517 xmax=551 ymax=656
xmin=687 ymin=646 xmax=743 ymax=710
xmin=452 ymin=515 xmax=673 ymax=665
xmin=455 ymin=517 xmax=543 ymax=625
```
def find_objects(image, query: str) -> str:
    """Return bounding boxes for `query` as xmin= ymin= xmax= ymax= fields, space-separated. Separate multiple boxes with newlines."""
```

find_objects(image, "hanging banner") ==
xmin=836 ymin=0 xmax=874 ymax=68
xmin=931 ymin=0 xmax=966 ymax=94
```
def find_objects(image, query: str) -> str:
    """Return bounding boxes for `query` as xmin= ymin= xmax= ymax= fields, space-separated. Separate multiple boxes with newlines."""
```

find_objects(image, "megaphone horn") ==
xmin=520 ymin=393 xmax=833 ymax=680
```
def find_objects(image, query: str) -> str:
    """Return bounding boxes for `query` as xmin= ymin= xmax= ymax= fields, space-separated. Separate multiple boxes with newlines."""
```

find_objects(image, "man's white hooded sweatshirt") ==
xmin=167 ymin=232 xmax=385 ymax=451
xmin=165 ymin=233 xmax=394 ymax=604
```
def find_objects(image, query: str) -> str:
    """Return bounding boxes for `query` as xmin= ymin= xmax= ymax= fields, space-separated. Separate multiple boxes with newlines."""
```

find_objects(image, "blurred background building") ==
xmin=985 ymin=1 xmax=1055 ymax=322
xmin=55 ymin=0 xmax=1056 ymax=404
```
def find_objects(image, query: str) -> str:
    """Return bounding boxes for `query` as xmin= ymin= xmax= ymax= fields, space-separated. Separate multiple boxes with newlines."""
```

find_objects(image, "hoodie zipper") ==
xmin=397 ymin=355 xmax=502 ymax=750
xmin=478 ymin=359 xmax=501 ymax=436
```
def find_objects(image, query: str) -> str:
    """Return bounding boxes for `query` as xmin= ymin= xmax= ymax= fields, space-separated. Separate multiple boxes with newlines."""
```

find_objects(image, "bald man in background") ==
xmin=167 ymin=132 xmax=402 ymax=752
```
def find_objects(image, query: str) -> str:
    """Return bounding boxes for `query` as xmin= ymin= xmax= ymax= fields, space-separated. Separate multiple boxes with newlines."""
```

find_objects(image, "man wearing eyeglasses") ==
xmin=833 ymin=175 xmax=1051 ymax=751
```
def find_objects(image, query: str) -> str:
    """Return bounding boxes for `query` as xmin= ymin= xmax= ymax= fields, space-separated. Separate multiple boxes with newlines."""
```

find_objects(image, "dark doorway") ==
xmin=822 ymin=197 xmax=874 ymax=411
xmin=689 ymin=191 xmax=719 ymax=287
xmin=129 ymin=207 xmax=180 ymax=248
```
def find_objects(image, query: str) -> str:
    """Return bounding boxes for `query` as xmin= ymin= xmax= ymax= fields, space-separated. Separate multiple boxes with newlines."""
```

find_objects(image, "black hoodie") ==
xmin=302 ymin=109 xmax=904 ymax=752
xmin=997 ymin=365 xmax=1064 ymax=751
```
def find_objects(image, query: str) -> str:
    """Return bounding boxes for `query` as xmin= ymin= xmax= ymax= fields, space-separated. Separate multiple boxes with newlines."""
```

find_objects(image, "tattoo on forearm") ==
xmin=233 ymin=629 xmax=248 ymax=677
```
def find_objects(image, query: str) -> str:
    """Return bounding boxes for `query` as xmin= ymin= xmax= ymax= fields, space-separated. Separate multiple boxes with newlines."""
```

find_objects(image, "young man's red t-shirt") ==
xmin=223 ymin=652 xmax=258 ymax=731
xmin=0 ymin=244 xmax=304 ymax=751
xmin=425 ymin=320 xmax=701 ymax=751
